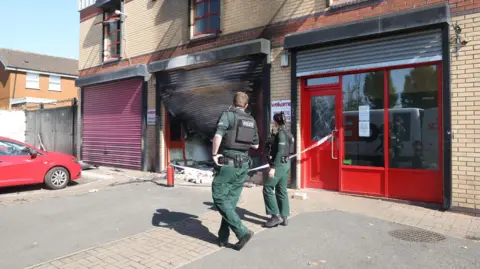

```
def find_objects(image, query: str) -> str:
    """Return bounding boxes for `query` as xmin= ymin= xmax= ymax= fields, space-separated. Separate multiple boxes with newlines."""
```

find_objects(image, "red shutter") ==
xmin=82 ymin=78 xmax=143 ymax=170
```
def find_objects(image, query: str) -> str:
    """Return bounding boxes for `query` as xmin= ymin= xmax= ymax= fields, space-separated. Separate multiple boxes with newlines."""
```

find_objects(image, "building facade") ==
xmin=76 ymin=0 xmax=480 ymax=214
xmin=0 ymin=49 xmax=79 ymax=110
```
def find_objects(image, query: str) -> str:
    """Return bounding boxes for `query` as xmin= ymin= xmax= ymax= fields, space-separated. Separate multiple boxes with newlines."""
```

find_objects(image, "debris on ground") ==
xmin=293 ymin=192 xmax=308 ymax=200
xmin=88 ymin=189 xmax=99 ymax=193
xmin=243 ymin=182 xmax=257 ymax=188
xmin=308 ymin=260 xmax=326 ymax=267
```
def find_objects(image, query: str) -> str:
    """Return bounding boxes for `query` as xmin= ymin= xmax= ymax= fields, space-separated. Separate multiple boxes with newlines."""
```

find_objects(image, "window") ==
xmin=306 ymin=76 xmax=339 ymax=86
xmin=26 ymin=72 xmax=40 ymax=89
xmin=0 ymin=140 xmax=30 ymax=156
xmin=342 ymin=71 xmax=385 ymax=167
xmin=193 ymin=0 xmax=220 ymax=36
xmin=311 ymin=95 xmax=336 ymax=141
xmin=102 ymin=8 xmax=121 ymax=61
xmin=388 ymin=65 xmax=439 ymax=170
xmin=49 ymin=76 xmax=61 ymax=91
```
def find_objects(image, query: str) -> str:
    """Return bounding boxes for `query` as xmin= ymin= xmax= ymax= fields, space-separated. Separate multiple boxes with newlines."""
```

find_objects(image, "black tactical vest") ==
xmin=222 ymin=109 xmax=256 ymax=151
xmin=270 ymin=128 xmax=295 ymax=160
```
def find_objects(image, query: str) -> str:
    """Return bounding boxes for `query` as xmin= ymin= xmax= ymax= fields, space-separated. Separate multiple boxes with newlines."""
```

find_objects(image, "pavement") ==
xmin=1 ymin=167 xmax=480 ymax=269
xmin=0 ymin=181 xmax=213 ymax=269
xmin=182 ymin=210 xmax=480 ymax=269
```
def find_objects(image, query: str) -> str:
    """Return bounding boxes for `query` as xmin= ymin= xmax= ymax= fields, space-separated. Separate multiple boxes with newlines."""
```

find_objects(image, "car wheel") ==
xmin=44 ymin=167 xmax=70 ymax=190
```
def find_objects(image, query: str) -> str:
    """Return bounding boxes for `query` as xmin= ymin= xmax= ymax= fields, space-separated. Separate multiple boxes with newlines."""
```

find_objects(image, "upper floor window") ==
xmin=193 ymin=0 xmax=220 ymax=36
xmin=26 ymin=72 xmax=40 ymax=89
xmin=102 ymin=8 xmax=121 ymax=61
xmin=49 ymin=76 xmax=61 ymax=91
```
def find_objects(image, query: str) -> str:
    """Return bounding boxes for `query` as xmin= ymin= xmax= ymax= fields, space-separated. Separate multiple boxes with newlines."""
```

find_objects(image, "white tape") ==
xmin=168 ymin=133 xmax=333 ymax=174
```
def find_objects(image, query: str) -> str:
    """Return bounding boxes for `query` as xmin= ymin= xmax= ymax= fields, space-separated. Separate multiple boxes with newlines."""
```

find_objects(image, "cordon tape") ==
xmin=169 ymin=133 xmax=333 ymax=174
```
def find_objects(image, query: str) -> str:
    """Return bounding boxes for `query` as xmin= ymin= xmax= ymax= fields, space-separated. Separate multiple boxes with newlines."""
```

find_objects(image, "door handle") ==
xmin=331 ymin=128 xmax=338 ymax=160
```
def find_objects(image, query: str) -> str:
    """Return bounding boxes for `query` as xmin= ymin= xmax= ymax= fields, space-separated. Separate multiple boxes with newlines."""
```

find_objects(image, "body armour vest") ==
xmin=222 ymin=109 xmax=256 ymax=151
xmin=270 ymin=128 xmax=295 ymax=160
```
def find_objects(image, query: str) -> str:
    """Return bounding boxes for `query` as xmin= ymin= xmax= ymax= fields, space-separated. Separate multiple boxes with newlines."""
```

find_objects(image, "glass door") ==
xmin=303 ymin=90 xmax=341 ymax=190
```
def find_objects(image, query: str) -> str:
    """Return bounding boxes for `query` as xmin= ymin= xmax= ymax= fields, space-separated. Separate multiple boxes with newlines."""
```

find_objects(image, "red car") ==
xmin=0 ymin=136 xmax=81 ymax=190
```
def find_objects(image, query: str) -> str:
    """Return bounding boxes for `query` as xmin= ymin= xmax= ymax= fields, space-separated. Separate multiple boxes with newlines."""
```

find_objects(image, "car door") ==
xmin=0 ymin=140 xmax=44 ymax=187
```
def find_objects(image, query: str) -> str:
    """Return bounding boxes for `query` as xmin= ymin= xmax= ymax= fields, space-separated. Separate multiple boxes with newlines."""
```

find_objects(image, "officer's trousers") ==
xmin=211 ymin=162 xmax=249 ymax=241
xmin=263 ymin=162 xmax=290 ymax=217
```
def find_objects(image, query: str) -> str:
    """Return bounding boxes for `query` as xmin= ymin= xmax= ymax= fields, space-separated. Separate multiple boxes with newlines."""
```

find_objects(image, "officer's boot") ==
xmin=234 ymin=230 xmax=254 ymax=251
xmin=281 ymin=216 xmax=288 ymax=226
xmin=265 ymin=214 xmax=283 ymax=228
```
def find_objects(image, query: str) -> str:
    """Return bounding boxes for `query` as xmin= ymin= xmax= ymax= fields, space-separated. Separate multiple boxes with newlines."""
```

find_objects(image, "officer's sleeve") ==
xmin=215 ymin=112 xmax=230 ymax=137
xmin=252 ymin=121 xmax=259 ymax=145
xmin=274 ymin=131 xmax=287 ymax=166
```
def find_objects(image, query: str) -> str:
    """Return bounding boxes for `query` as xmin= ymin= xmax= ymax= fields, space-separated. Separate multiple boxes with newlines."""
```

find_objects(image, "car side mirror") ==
xmin=30 ymin=150 xmax=38 ymax=159
xmin=21 ymin=147 xmax=37 ymax=158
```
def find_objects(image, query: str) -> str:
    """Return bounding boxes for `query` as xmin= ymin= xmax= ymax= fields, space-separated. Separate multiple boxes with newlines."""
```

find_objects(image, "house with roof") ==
xmin=0 ymin=49 xmax=79 ymax=110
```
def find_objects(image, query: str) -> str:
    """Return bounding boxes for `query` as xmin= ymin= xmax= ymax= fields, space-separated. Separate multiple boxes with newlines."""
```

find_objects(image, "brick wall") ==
xmin=222 ymin=0 xmax=325 ymax=34
xmin=79 ymin=0 xmax=479 ymax=77
xmin=450 ymin=13 xmax=480 ymax=211
xmin=146 ymin=75 xmax=156 ymax=172
xmin=79 ymin=14 xmax=103 ymax=70
xmin=145 ymin=75 xmax=166 ymax=172
xmin=124 ymin=0 xmax=189 ymax=59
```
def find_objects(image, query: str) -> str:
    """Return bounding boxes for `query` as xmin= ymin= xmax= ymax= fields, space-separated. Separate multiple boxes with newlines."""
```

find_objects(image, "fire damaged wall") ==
xmin=156 ymin=56 xmax=268 ymax=168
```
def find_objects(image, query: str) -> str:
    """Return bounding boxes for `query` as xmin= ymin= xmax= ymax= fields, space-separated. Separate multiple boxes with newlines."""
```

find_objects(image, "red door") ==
xmin=302 ymin=89 xmax=341 ymax=190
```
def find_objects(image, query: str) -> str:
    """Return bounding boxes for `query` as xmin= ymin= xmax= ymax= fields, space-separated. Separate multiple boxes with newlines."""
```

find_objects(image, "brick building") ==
xmin=76 ymin=0 xmax=480 ymax=214
xmin=0 ymin=49 xmax=78 ymax=110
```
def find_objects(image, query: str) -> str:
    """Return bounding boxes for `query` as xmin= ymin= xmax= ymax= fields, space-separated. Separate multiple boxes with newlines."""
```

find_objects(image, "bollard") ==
xmin=166 ymin=165 xmax=174 ymax=187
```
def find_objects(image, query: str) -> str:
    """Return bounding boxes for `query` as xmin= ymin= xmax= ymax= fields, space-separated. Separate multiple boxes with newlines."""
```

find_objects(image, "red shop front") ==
xmin=296 ymin=29 xmax=446 ymax=204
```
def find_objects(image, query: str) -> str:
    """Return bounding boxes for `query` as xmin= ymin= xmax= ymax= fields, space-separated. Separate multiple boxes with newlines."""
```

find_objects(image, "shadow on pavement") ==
xmin=151 ymin=202 xmax=269 ymax=246
xmin=203 ymin=202 xmax=269 ymax=226
xmin=151 ymin=209 xmax=218 ymax=245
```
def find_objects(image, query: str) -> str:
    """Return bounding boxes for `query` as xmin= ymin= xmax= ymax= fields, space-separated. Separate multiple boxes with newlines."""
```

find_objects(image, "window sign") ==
xmin=271 ymin=100 xmax=291 ymax=121
xmin=147 ymin=109 xmax=156 ymax=126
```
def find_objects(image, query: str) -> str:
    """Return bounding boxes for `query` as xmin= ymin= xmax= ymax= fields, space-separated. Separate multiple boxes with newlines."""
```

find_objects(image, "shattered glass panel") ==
xmin=311 ymin=95 xmax=335 ymax=141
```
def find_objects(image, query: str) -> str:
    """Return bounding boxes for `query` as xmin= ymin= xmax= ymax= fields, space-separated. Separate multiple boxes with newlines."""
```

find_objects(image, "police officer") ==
xmin=211 ymin=92 xmax=259 ymax=251
xmin=264 ymin=111 xmax=292 ymax=228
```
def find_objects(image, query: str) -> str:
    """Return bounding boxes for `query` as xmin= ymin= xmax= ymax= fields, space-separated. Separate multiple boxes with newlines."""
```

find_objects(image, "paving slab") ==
xmin=181 ymin=210 xmax=480 ymax=269
xmin=0 ymin=182 xmax=212 ymax=269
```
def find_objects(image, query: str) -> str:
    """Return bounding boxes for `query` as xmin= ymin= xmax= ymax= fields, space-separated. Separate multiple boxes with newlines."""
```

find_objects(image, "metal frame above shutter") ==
xmin=82 ymin=78 xmax=143 ymax=170
xmin=296 ymin=30 xmax=442 ymax=77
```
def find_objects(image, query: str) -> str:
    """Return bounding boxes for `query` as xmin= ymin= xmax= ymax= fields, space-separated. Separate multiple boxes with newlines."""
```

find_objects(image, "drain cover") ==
xmin=389 ymin=228 xmax=446 ymax=243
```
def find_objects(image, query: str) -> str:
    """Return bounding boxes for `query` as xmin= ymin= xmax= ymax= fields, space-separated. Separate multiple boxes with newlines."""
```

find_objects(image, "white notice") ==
xmin=359 ymin=105 xmax=370 ymax=121
xmin=147 ymin=109 xmax=156 ymax=126
xmin=359 ymin=121 xmax=370 ymax=137
xmin=271 ymin=100 xmax=291 ymax=121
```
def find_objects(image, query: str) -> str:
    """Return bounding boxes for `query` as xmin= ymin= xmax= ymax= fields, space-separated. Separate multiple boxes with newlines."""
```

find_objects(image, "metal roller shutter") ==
xmin=82 ymin=78 xmax=143 ymax=170
xmin=297 ymin=30 xmax=442 ymax=77
xmin=157 ymin=56 xmax=266 ymax=139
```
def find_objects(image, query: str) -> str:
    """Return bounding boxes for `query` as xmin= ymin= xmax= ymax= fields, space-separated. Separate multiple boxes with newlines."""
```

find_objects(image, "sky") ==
xmin=0 ymin=0 xmax=79 ymax=59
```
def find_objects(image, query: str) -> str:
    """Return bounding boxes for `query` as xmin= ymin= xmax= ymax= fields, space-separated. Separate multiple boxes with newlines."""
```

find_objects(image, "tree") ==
xmin=401 ymin=66 xmax=438 ymax=108
xmin=363 ymin=71 xmax=398 ymax=109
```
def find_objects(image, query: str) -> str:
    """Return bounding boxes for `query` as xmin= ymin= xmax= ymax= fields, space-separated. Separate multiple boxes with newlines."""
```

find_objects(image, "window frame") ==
xmin=192 ymin=0 xmax=221 ymax=37
xmin=102 ymin=8 xmax=122 ymax=62
xmin=48 ymin=75 xmax=62 ymax=92
xmin=26 ymin=72 xmax=40 ymax=90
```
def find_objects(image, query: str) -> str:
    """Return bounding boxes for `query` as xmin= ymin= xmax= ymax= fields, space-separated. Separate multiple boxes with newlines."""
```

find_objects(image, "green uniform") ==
xmin=212 ymin=109 xmax=259 ymax=241
xmin=263 ymin=127 xmax=290 ymax=217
